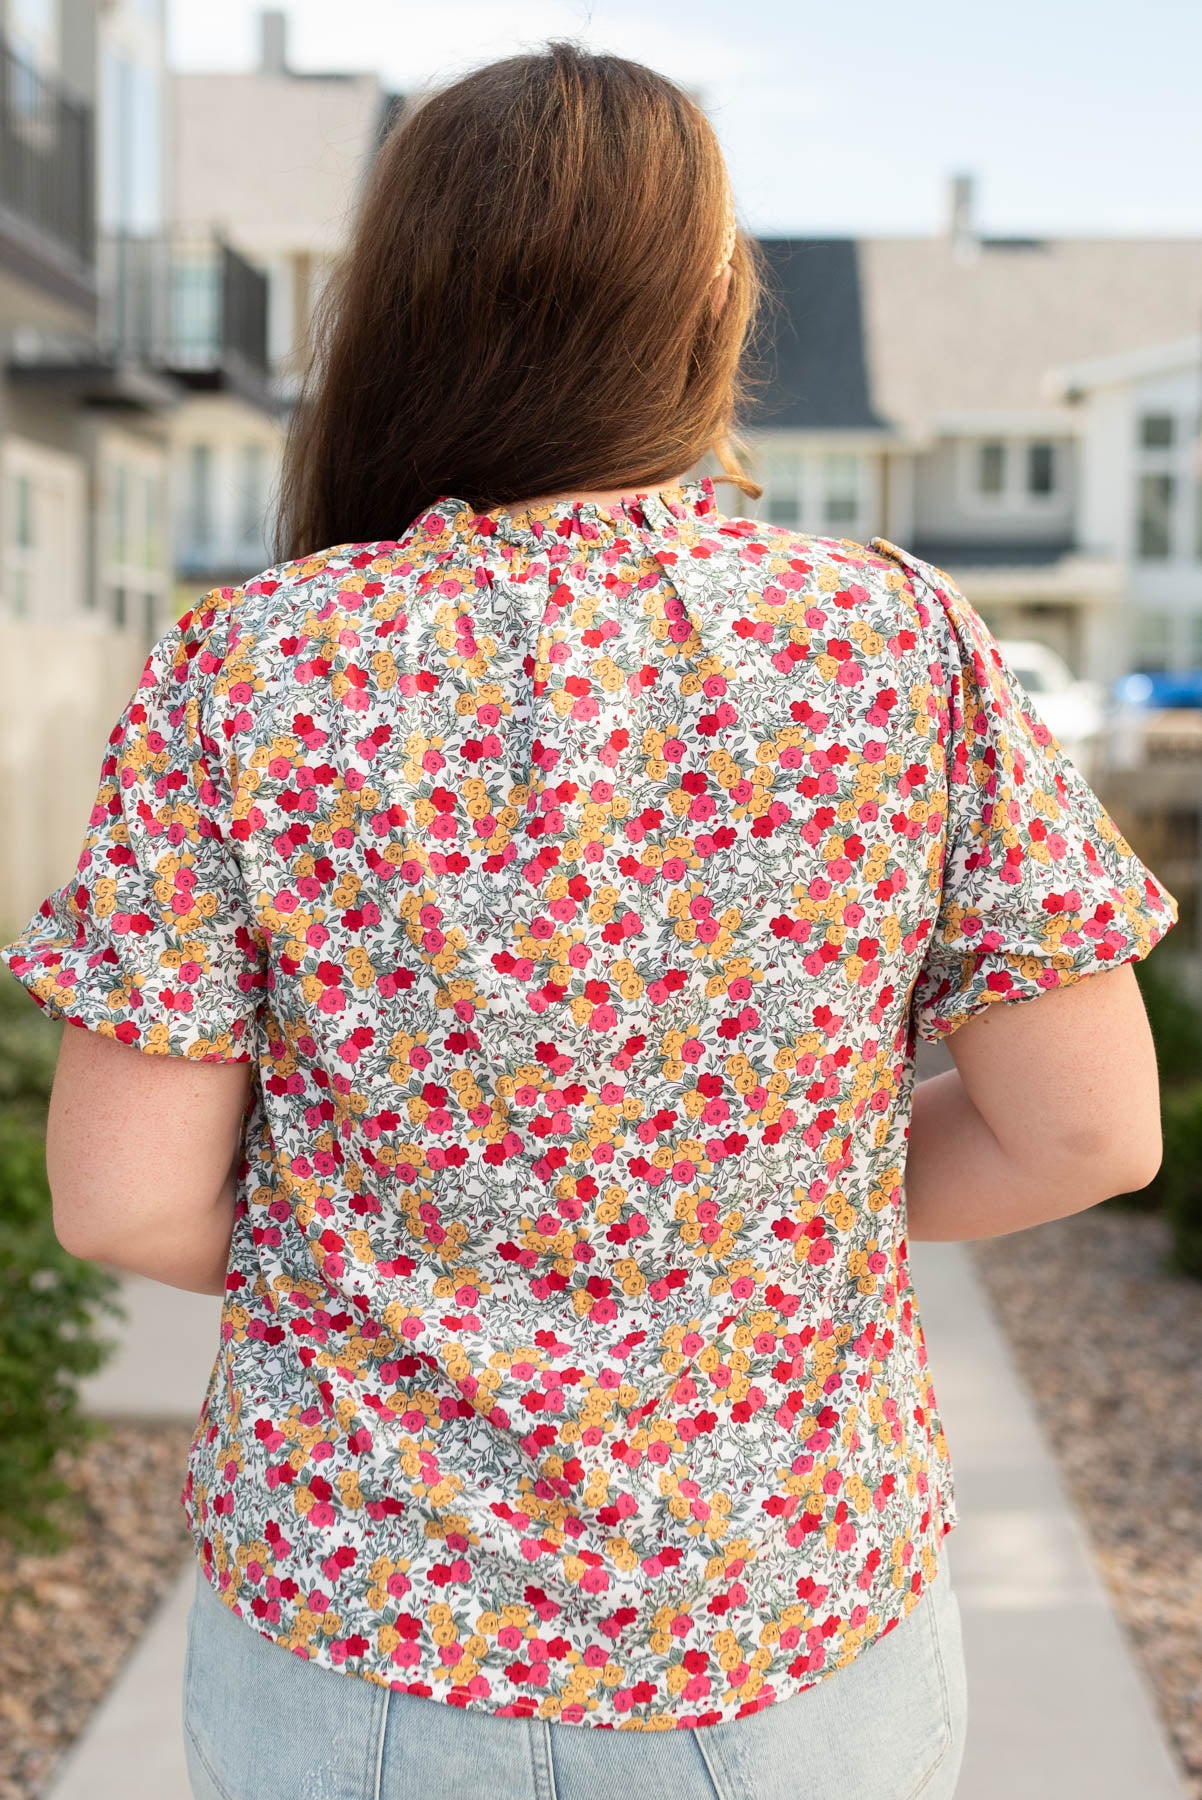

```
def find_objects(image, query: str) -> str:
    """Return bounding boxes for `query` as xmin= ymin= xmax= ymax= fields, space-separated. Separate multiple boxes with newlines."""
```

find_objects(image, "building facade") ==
xmin=166 ymin=6 xmax=401 ymax=605
xmin=737 ymin=183 xmax=1202 ymax=691
xmin=3 ymin=35 xmax=1198 ymax=937
xmin=0 ymin=0 xmax=282 ymax=927
xmin=0 ymin=0 xmax=160 ymax=924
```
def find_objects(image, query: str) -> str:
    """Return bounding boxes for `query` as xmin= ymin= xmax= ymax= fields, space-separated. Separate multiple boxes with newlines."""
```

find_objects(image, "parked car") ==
xmin=1106 ymin=669 xmax=1202 ymax=769
xmin=1113 ymin=669 xmax=1202 ymax=711
xmin=995 ymin=638 xmax=1106 ymax=769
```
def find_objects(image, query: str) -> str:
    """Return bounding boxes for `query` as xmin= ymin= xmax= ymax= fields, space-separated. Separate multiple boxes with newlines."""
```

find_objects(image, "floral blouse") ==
xmin=2 ymin=475 xmax=1176 ymax=1730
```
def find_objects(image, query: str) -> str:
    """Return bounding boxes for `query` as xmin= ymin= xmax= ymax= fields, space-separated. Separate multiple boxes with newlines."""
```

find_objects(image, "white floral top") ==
xmin=1 ymin=475 xmax=1176 ymax=1729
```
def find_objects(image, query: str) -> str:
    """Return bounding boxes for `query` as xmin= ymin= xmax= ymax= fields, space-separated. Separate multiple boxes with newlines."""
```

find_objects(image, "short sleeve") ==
xmin=868 ymin=539 xmax=1179 ymax=1044
xmin=0 ymin=591 xmax=267 ymax=1059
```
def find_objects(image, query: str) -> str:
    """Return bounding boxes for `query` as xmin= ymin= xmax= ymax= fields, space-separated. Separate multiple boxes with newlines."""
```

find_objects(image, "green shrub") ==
xmin=0 ymin=1112 xmax=126 ymax=1551
xmin=0 ymin=970 xmax=61 ymax=1125
xmin=1135 ymin=952 xmax=1202 ymax=1089
xmin=1107 ymin=952 xmax=1202 ymax=1213
xmin=0 ymin=975 xmax=127 ymax=1552
xmin=1160 ymin=1082 xmax=1202 ymax=1282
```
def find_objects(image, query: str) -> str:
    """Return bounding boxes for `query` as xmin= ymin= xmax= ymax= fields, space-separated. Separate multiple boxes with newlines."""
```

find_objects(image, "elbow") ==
xmin=1037 ymin=1115 xmax=1163 ymax=1208
xmin=1069 ymin=1124 xmax=1163 ymax=1204
xmin=51 ymin=1191 xmax=117 ymax=1265
xmin=1105 ymin=1128 xmax=1163 ymax=1199
xmin=47 ymin=1137 xmax=123 ymax=1263
xmin=53 ymin=1213 xmax=110 ymax=1264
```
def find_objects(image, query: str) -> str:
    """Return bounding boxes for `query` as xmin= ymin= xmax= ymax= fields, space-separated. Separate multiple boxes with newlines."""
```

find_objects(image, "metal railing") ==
xmin=97 ymin=228 xmax=270 ymax=381
xmin=0 ymin=34 xmax=93 ymax=266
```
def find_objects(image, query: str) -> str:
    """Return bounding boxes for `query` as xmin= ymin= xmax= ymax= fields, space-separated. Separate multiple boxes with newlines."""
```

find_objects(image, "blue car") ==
xmin=1112 ymin=669 xmax=1202 ymax=710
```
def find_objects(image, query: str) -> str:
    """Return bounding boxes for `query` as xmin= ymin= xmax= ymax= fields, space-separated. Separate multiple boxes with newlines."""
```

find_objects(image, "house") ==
xmin=0 ymin=0 xmax=174 ymax=925
xmin=4 ymin=26 xmax=1196 ymax=935
xmin=1043 ymin=333 xmax=1202 ymax=673
xmin=166 ymin=7 xmax=402 ymax=605
xmin=737 ymin=178 xmax=1202 ymax=689
xmin=0 ymin=0 xmax=283 ymax=928
xmin=1040 ymin=332 xmax=1202 ymax=921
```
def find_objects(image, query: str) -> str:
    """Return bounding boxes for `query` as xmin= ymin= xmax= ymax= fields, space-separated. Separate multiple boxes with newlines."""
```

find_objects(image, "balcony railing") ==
xmin=98 ymin=228 xmax=272 ymax=399
xmin=0 ymin=34 xmax=93 ymax=267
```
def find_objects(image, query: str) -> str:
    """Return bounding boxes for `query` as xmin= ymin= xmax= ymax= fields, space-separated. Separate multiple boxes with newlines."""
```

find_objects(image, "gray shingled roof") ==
xmin=744 ymin=240 xmax=889 ymax=431
xmin=745 ymin=235 xmax=1202 ymax=437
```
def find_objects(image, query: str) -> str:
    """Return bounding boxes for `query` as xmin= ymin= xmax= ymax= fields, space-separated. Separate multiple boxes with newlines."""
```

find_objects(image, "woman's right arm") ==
xmin=903 ymin=961 xmax=1163 ymax=1242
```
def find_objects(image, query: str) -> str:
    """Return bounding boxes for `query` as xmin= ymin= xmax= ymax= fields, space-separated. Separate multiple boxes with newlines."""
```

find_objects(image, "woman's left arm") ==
xmin=46 ymin=1028 xmax=254 ymax=1297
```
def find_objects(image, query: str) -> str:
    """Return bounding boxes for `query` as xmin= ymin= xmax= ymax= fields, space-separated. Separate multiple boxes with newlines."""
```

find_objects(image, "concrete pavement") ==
xmin=912 ymin=1237 xmax=1187 ymax=1799
xmin=44 ymin=1239 xmax=1190 ymax=1798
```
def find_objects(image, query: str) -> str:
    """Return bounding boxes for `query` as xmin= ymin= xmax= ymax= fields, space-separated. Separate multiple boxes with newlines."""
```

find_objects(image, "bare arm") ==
xmin=45 ymin=1028 xmax=254 ymax=1295
xmin=904 ymin=961 xmax=1163 ymax=1242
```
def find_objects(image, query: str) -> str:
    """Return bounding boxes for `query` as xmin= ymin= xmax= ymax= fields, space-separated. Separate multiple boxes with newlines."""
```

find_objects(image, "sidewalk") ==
xmin=45 ymin=1245 xmax=1189 ymax=1799
xmin=913 ymin=1238 xmax=1187 ymax=1799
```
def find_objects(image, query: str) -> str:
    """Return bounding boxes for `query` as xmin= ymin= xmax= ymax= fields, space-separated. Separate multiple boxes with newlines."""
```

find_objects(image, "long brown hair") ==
xmin=272 ymin=41 xmax=764 ymax=562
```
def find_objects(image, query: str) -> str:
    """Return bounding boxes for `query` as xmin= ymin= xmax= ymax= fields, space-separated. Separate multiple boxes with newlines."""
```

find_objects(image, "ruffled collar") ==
xmin=423 ymin=474 xmax=723 ymax=549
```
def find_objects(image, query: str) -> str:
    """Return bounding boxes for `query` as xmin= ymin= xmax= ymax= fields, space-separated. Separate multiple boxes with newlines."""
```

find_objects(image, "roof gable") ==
xmin=746 ymin=234 xmax=1202 ymax=436
xmin=744 ymin=239 xmax=889 ymax=432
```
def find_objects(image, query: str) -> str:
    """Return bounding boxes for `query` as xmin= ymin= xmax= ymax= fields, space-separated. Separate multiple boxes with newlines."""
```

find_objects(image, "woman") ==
xmin=2 ymin=41 xmax=1174 ymax=1800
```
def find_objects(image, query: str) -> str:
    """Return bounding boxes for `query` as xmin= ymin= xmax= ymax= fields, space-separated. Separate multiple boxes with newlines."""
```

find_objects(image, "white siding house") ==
xmin=167 ymin=7 xmax=399 ymax=601
xmin=1044 ymin=335 xmax=1202 ymax=673
xmin=738 ymin=182 xmax=1202 ymax=690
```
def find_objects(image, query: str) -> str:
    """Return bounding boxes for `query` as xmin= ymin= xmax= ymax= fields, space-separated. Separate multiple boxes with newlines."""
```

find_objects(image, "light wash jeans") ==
xmin=183 ymin=1549 xmax=968 ymax=1799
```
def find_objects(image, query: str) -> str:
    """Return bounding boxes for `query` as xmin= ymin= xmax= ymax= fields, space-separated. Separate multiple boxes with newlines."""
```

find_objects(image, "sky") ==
xmin=166 ymin=0 xmax=1202 ymax=239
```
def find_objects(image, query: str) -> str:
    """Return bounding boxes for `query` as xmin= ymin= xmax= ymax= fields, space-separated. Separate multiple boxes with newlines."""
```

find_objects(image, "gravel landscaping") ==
xmin=0 ymin=1419 xmax=194 ymax=1800
xmin=969 ymin=1205 xmax=1202 ymax=1800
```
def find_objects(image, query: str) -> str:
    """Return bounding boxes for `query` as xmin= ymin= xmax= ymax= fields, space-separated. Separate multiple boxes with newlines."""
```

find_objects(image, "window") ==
xmin=762 ymin=454 xmax=802 ymax=527
xmin=6 ymin=0 xmax=57 ymax=135
xmin=1027 ymin=443 xmax=1056 ymax=496
xmin=823 ymin=454 xmax=860 ymax=527
xmin=8 ymin=0 xmax=57 ymax=124
xmin=1188 ymin=611 xmax=1202 ymax=668
xmin=1139 ymin=414 xmax=1175 ymax=450
xmin=99 ymin=435 xmax=170 ymax=635
xmin=1 ymin=438 xmax=84 ymax=621
xmin=172 ymin=259 xmax=221 ymax=362
xmin=187 ymin=444 xmax=213 ymax=559
xmin=238 ymin=444 xmax=267 ymax=552
xmin=978 ymin=442 xmax=1006 ymax=495
xmin=751 ymin=446 xmax=870 ymax=533
xmin=961 ymin=436 xmax=1067 ymax=512
xmin=1136 ymin=472 xmax=1175 ymax=560
xmin=112 ymin=462 xmax=128 ymax=563
xmin=9 ymin=0 xmax=55 ymax=57
xmin=8 ymin=474 xmax=33 ymax=617
xmin=14 ymin=473 xmax=33 ymax=548
xmin=100 ymin=47 xmax=162 ymax=234
xmin=143 ymin=469 xmax=164 ymax=569
xmin=1131 ymin=610 xmax=1172 ymax=672
xmin=124 ymin=59 xmax=162 ymax=234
